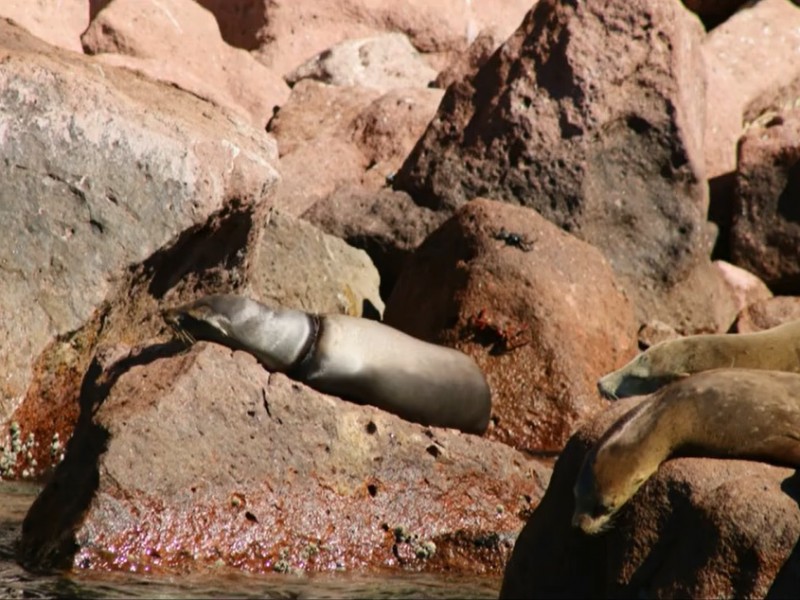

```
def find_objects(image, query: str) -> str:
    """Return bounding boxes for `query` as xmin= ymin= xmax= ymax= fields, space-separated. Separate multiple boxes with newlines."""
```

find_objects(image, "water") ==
xmin=0 ymin=482 xmax=501 ymax=599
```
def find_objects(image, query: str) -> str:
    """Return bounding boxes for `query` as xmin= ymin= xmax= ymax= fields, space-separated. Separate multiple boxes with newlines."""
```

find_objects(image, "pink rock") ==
xmin=702 ymin=0 xmax=800 ymax=179
xmin=81 ymin=0 xmax=289 ymax=127
xmin=384 ymin=199 xmax=638 ymax=453
xmin=268 ymin=80 xmax=443 ymax=215
xmin=713 ymin=260 xmax=772 ymax=318
xmin=0 ymin=0 xmax=89 ymax=53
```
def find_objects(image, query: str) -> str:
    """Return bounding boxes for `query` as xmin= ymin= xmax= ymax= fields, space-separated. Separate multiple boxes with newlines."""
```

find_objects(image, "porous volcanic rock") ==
xmin=702 ymin=0 xmax=800 ymax=180
xmin=734 ymin=296 xmax=800 ymax=333
xmin=0 ymin=0 xmax=89 ymax=53
xmin=0 ymin=18 xmax=278 ymax=426
xmin=730 ymin=109 xmax=800 ymax=293
xmin=500 ymin=396 xmax=800 ymax=598
xmin=81 ymin=0 xmax=289 ymax=127
xmin=384 ymin=199 xmax=638 ymax=453
xmin=285 ymin=33 xmax=438 ymax=92
xmin=394 ymin=0 xmax=713 ymax=329
xmin=19 ymin=343 xmax=551 ymax=575
xmin=267 ymin=80 xmax=443 ymax=215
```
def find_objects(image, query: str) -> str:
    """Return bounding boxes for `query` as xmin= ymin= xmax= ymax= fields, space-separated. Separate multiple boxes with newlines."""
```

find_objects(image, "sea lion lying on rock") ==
xmin=597 ymin=319 xmax=800 ymax=399
xmin=573 ymin=368 xmax=800 ymax=534
xmin=163 ymin=294 xmax=492 ymax=434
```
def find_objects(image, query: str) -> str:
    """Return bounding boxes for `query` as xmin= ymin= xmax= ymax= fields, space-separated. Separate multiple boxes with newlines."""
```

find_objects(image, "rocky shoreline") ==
xmin=1 ymin=0 xmax=799 ymax=596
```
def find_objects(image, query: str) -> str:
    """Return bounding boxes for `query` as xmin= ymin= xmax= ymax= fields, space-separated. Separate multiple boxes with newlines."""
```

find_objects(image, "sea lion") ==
xmin=597 ymin=319 xmax=800 ymax=399
xmin=573 ymin=368 xmax=800 ymax=534
xmin=162 ymin=294 xmax=492 ymax=434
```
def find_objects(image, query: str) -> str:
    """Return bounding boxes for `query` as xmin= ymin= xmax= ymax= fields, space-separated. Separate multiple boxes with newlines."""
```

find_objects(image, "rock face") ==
xmin=702 ymin=0 xmax=800 ymax=180
xmin=81 ymin=0 xmax=289 ymax=127
xmin=730 ymin=109 xmax=800 ymax=293
xmin=0 ymin=18 xmax=279 ymax=424
xmin=267 ymin=80 xmax=443 ymax=215
xmin=500 ymin=396 xmax=800 ymax=598
xmin=19 ymin=343 xmax=551 ymax=575
xmin=394 ymin=0 xmax=712 ymax=327
xmin=384 ymin=199 xmax=638 ymax=452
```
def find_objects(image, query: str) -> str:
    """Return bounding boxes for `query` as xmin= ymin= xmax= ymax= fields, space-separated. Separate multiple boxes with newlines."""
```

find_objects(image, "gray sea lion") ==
xmin=598 ymin=319 xmax=800 ymax=399
xmin=573 ymin=368 xmax=800 ymax=534
xmin=162 ymin=294 xmax=492 ymax=434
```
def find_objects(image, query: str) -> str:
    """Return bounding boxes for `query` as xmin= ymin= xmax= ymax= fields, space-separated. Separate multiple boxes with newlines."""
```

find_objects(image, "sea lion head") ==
xmin=597 ymin=341 xmax=690 ymax=400
xmin=162 ymin=294 xmax=313 ymax=371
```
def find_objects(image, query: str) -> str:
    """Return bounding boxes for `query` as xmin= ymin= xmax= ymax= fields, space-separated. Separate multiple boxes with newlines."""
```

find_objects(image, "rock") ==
xmin=702 ymin=0 xmax=800 ymax=180
xmin=384 ymin=199 xmax=638 ymax=453
xmin=18 ymin=343 xmax=551 ymax=575
xmin=0 ymin=0 xmax=89 ymax=53
xmin=730 ymin=109 xmax=800 ymax=292
xmin=500 ymin=396 xmax=800 ymax=598
xmin=393 ymin=0 xmax=713 ymax=329
xmin=0 ymin=17 xmax=278 ymax=427
xmin=734 ymin=296 xmax=800 ymax=333
xmin=267 ymin=80 xmax=443 ymax=215
xmin=636 ymin=320 xmax=680 ymax=349
xmin=225 ymin=0 xmax=534 ymax=78
xmin=81 ymin=0 xmax=289 ymax=127
xmin=249 ymin=210 xmax=384 ymax=318
xmin=303 ymin=187 xmax=444 ymax=300
xmin=713 ymin=260 xmax=773 ymax=320
xmin=432 ymin=27 xmax=504 ymax=90
xmin=285 ymin=33 xmax=438 ymax=93
xmin=5 ymin=199 xmax=383 ymax=481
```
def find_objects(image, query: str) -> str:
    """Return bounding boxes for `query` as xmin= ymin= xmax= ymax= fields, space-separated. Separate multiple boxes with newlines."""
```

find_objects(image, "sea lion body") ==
xmin=163 ymin=294 xmax=491 ymax=434
xmin=598 ymin=319 xmax=800 ymax=399
xmin=573 ymin=368 xmax=800 ymax=534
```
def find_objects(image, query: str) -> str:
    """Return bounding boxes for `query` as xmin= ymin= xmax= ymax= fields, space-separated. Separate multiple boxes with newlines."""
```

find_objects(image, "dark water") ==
xmin=0 ymin=482 xmax=501 ymax=599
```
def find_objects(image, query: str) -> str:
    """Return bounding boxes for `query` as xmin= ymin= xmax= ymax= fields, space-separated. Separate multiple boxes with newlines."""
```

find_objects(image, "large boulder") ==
xmin=81 ymin=0 xmax=289 ymax=127
xmin=384 ymin=199 xmax=638 ymax=452
xmin=0 ymin=18 xmax=279 ymax=427
xmin=393 ymin=0 xmax=713 ymax=329
xmin=500 ymin=396 xmax=800 ymax=598
xmin=0 ymin=0 xmax=89 ymax=53
xmin=734 ymin=296 xmax=800 ymax=333
xmin=18 ymin=343 xmax=551 ymax=575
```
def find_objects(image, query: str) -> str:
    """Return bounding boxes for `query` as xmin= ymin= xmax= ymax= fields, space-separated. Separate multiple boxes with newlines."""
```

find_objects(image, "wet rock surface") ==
xmin=19 ymin=344 xmax=550 ymax=575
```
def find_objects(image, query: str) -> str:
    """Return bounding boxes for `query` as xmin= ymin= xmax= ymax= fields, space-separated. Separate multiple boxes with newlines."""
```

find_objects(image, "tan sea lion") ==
xmin=597 ymin=319 xmax=800 ymax=399
xmin=162 ymin=294 xmax=492 ymax=434
xmin=573 ymin=368 xmax=800 ymax=534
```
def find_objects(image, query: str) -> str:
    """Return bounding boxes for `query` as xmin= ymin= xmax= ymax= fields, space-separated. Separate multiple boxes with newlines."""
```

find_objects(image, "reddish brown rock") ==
xmin=81 ymin=0 xmax=289 ymax=127
xmin=19 ymin=343 xmax=550 ymax=575
xmin=432 ymin=27 xmax=505 ymax=90
xmin=500 ymin=396 xmax=800 ymax=598
xmin=730 ymin=109 xmax=800 ymax=292
xmin=0 ymin=0 xmax=89 ymax=53
xmin=394 ymin=0 xmax=712 ymax=329
xmin=267 ymin=80 xmax=443 ymax=215
xmin=702 ymin=0 xmax=800 ymax=180
xmin=734 ymin=296 xmax=800 ymax=333
xmin=384 ymin=199 xmax=638 ymax=453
